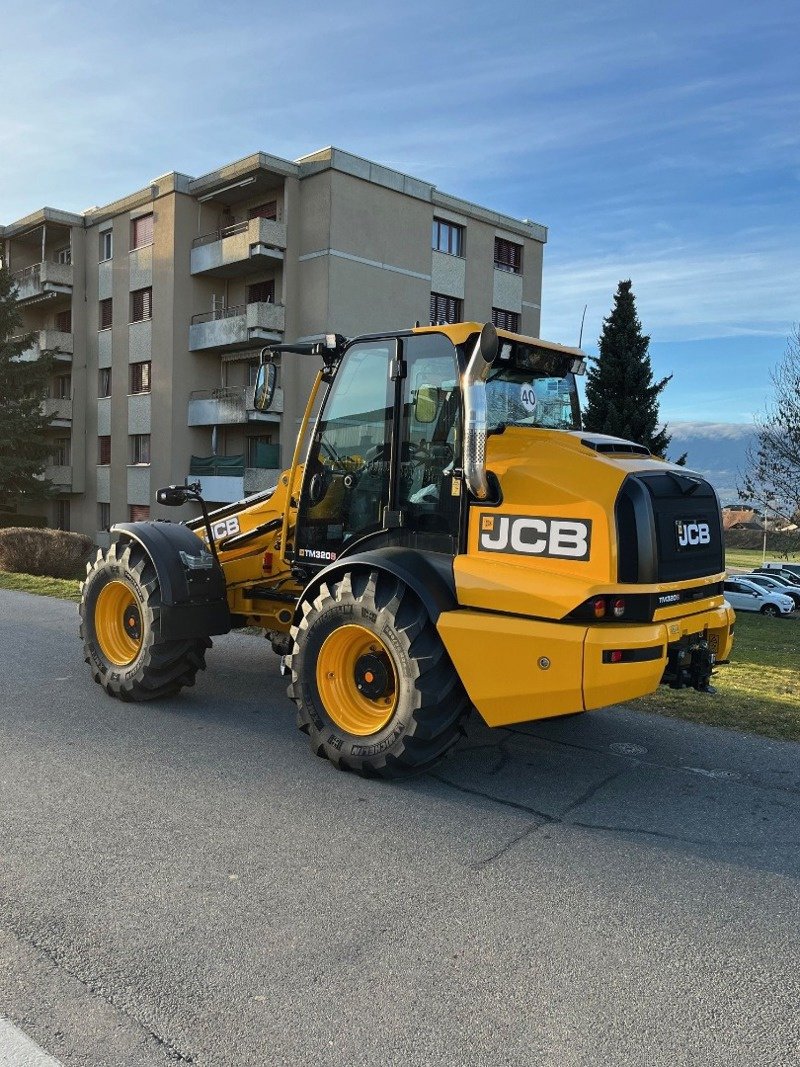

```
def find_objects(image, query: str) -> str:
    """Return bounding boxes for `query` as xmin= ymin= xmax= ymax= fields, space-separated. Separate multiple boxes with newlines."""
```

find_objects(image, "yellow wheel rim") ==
xmin=95 ymin=580 xmax=143 ymax=666
xmin=316 ymin=624 xmax=398 ymax=736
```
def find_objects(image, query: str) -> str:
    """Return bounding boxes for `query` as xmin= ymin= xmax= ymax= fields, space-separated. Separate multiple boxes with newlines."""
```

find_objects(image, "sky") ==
xmin=2 ymin=0 xmax=798 ymax=431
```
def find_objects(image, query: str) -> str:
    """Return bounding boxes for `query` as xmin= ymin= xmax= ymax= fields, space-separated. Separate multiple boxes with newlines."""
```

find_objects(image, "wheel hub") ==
xmin=354 ymin=652 xmax=391 ymax=700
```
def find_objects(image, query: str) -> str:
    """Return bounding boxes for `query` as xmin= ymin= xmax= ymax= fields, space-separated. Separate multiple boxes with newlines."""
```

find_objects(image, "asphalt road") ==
xmin=1 ymin=588 xmax=799 ymax=1067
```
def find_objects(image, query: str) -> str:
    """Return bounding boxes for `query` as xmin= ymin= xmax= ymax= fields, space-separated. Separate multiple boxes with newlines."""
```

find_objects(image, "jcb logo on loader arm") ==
xmin=479 ymin=514 xmax=592 ymax=560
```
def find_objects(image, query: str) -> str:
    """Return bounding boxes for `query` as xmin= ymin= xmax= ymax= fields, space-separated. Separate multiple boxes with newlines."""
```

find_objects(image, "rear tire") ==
xmin=288 ymin=569 xmax=470 ymax=778
xmin=760 ymin=604 xmax=780 ymax=618
xmin=79 ymin=540 xmax=211 ymax=701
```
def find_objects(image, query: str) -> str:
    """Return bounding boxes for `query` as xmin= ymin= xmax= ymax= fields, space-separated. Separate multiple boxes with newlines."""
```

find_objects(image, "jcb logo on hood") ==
xmin=479 ymin=514 xmax=592 ymax=560
xmin=675 ymin=519 xmax=710 ymax=549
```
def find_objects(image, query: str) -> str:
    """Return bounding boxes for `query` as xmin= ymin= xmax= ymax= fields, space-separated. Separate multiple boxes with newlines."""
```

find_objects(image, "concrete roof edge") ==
xmin=2 ymin=207 xmax=85 ymax=236
xmin=188 ymin=151 xmax=299 ymax=196
xmin=431 ymin=191 xmax=547 ymax=242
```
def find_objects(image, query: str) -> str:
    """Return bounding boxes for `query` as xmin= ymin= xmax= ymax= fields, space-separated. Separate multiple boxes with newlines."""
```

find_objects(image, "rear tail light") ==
xmin=592 ymin=597 xmax=606 ymax=619
xmin=612 ymin=597 xmax=626 ymax=618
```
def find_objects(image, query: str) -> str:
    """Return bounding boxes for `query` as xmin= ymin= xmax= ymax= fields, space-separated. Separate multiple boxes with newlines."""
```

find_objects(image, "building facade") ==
xmin=1 ymin=147 xmax=547 ymax=540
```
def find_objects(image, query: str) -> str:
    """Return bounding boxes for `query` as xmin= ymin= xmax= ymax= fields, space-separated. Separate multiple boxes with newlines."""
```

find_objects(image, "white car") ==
xmin=745 ymin=572 xmax=800 ymax=609
xmin=723 ymin=578 xmax=795 ymax=617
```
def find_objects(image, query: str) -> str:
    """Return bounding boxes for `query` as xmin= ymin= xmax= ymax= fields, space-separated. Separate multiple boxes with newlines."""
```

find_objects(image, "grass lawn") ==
xmin=0 ymin=570 xmax=81 ymax=602
xmin=637 ymin=611 xmax=800 ymax=743
xmin=726 ymin=547 xmax=800 ymax=571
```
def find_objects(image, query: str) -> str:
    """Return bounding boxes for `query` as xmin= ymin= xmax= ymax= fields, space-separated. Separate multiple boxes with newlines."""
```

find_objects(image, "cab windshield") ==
xmin=485 ymin=340 xmax=581 ymax=431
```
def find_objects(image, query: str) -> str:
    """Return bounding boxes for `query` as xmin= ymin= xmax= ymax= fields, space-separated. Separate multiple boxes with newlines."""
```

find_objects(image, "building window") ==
xmin=55 ymin=246 xmax=72 ymax=265
xmin=55 ymin=308 xmax=72 ymax=333
xmin=98 ymin=436 xmax=111 ymax=465
xmin=430 ymin=292 xmax=462 ymax=324
xmin=130 ymin=434 xmax=151 ymax=465
xmin=432 ymin=219 xmax=464 ymax=257
xmin=52 ymin=438 xmax=71 ymax=466
xmin=53 ymin=374 xmax=71 ymax=399
xmin=129 ymin=505 xmax=150 ymax=522
xmin=100 ymin=230 xmax=113 ymax=261
xmin=130 ymin=287 xmax=152 ymax=322
xmin=98 ymin=502 xmax=111 ymax=531
xmin=99 ymin=298 xmax=113 ymax=330
xmin=492 ymin=308 xmax=520 ymax=332
xmin=98 ymin=368 xmax=112 ymax=397
xmin=130 ymin=213 xmax=154 ymax=250
xmin=248 ymin=201 xmax=277 ymax=221
xmin=130 ymin=361 xmax=151 ymax=394
xmin=247 ymin=280 xmax=275 ymax=304
xmin=494 ymin=237 xmax=523 ymax=274
xmin=55 ymin=500 xmax=70 ymax=531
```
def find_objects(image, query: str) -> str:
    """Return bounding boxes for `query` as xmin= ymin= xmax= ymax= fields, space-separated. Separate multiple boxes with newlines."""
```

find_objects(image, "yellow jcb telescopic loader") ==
xmin=80 ymin=322 xmax=734 ymax=778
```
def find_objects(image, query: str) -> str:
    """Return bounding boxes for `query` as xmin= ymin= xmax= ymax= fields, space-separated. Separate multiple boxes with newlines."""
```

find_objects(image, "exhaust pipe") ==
xmin=462 ymin=322 xmax=499 ymax=500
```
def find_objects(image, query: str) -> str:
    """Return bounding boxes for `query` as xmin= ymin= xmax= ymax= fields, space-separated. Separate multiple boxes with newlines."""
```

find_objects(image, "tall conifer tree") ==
xmin=0 ymin=264 xmax=55 ymax=508
xmin=583 ymin=279 xmax=672 ymax=455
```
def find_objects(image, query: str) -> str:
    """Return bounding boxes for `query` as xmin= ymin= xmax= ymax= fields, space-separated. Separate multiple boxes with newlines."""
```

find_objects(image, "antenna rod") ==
xmin=578 ymin=304 xmax=588 ymax=348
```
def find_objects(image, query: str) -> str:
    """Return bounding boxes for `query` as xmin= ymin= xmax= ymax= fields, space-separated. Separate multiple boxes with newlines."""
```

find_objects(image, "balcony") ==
xmin=187 ymin=452 xmax=282 ymax=503
xmin=17 ymin=330 xmax=73 ymax=364
xmin=41 ymin=397 xmax=72 ymax=426
xmin=44 ymin=465 xmax=72 ymax=490
xmin=190 ymin=217 xmax=286 ymax=277
xmin=189 ymin=301 xmax=285 ymax=353
xmin=12 ymin=261 xmax=73 ymax=303
xmin=187 ymin=385 xmax=284 ymax=426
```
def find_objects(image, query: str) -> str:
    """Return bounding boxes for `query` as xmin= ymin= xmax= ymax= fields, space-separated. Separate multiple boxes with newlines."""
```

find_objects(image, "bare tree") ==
xmin=739 ymin=326 xmax=800 ymax=523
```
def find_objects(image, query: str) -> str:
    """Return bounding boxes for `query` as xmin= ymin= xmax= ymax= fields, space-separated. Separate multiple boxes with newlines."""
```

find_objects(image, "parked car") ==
xmin=747 ymin=572 xmax=800 ymax=609
xmin=760 ymin=561 xmax=800 ymax=581
xmin=722 ymin=578 xmax=795 ymax=617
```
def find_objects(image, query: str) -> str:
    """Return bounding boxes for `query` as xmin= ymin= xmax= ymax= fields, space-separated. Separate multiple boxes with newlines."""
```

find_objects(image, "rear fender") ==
xmin=295 ymin=547 xmax=457 ymax=624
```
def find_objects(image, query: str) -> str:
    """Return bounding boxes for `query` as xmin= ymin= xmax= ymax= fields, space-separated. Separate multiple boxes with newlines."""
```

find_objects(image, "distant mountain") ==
xmin=664 ymin=422 xmax=756 ymax=505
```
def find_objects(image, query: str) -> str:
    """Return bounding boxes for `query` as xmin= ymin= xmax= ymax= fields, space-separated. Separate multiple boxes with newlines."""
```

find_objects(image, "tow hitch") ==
xmin=662 ymin=635 xmax=716 ymax=693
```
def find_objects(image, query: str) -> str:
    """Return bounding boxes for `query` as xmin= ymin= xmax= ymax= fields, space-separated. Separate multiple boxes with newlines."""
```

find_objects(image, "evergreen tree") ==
xmin=583 ymin=279 xmax=672 ymax=455
xmin=0 ymin=264 xmax=55 ymax=509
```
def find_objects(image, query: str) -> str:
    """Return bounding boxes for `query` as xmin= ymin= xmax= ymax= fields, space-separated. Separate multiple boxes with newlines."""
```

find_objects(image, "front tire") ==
xmin=760 ymin=604 xmax=780 ymax=618
xmin=288 ymin=569 xmax=469 ymax=778
xmin=79 ymin=540 xmax=210 ymax=701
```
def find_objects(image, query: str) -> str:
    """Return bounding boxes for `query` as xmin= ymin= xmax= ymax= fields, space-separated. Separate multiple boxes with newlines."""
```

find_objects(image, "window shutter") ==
xmin=99 ymin=298 xmax=112 ymax=329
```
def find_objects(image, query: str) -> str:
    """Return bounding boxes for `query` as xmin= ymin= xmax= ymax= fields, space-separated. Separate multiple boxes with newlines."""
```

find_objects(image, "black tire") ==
xmin=760 ymin=604 xmax=780 ymax=618
xmin=288 ymin=568 xmax=470 ymax=778
xmin=79 ymin=540 xmax=211 ymax=701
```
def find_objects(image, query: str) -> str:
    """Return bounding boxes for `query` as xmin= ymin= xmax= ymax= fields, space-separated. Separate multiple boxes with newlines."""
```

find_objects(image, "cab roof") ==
xmin=413 ymin=321 xmax=586 ymax=360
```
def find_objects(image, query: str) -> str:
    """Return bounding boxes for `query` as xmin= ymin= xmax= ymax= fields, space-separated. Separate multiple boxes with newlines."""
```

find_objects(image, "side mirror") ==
xmin=479 ymin=321 xmax=499 ymax=365
xmin=414 ymin=385 xmax=439 ymax=424
xmin=157 ymin=485 xmax=190 ymax=507
xmin=253 ymin=362 xmax=277 ymax=412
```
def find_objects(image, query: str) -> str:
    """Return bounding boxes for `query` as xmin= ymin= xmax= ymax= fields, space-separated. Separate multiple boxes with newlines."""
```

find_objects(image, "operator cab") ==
xmin=282 ymin=324 xmax=586 ymax=570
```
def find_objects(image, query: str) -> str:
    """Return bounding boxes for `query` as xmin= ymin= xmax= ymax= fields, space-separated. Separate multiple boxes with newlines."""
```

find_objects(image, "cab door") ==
xmin=294 ymin=340 xmax=395 ymax=565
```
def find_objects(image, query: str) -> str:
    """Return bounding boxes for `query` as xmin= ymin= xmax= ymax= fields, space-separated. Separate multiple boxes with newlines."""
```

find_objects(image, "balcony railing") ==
xmin=190 ymin=454 xmax=245 ymax=477
xmin=41 ymin=397 xmax=72 ymax=422
xmin=191 ymin=303 xmax=248 ymax=325
xmin=192 ymin=221 xmax=250 ymax=247
xmin=11 ymin=260 xmax=73 ymax=302
xmin=190 ymin=216 xmax=286 ymax=277
xmin=187 ymin=385 xmax=283 ymax=426
xmin=15 ymin=329 xmax=73 ymax=363
xmin=189 ymin=301 xmax=285 ymax=352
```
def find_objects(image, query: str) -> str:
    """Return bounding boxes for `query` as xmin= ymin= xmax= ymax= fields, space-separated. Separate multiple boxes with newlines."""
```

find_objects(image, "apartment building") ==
xmin=1 ymin=146 xmax=547 ymax=540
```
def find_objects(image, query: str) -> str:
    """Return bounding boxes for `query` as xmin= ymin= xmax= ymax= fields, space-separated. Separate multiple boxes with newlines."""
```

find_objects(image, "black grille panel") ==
xmin=616 ymin=472 xmax=724 ymax=583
